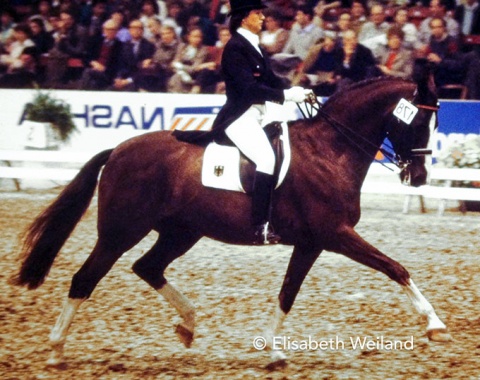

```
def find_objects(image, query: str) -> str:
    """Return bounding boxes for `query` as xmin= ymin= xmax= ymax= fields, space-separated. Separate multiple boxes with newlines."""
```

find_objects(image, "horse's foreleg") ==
xmin=334 ymin=227 xmax=451 ymax=342
xmin=132 ymin=228 xmax=201 ymax=348
xmin=47 ymin=298 xmax=85 ymax=366
xmin=264 ymin=245 xmax=321 ymax=366
xmin=403 ymin=279 xmax=452 ymax=342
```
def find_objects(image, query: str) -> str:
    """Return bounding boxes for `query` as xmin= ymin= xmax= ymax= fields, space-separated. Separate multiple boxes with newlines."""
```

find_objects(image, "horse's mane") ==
xmin=322 ymin=77 xmax=413 ymax=108
xmin=288 ymin=76 xmax=414 ymax=130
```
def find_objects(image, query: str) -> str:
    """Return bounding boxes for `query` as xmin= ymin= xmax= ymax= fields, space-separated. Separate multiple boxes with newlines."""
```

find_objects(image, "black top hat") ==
xmin=229 ymin=0 xmax=267 ymax=15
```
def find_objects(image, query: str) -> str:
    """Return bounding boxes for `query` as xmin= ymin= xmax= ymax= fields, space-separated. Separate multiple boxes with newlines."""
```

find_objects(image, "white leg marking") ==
xmin=157 ymin=282 xmax=195 ymax=347
xmin=264 ymin=304 xmax=287 ymax=363
xmin=47 ymin=298 xmax=85 ymax=365
xmin=403 ymin=279 xmax=446 ymax=331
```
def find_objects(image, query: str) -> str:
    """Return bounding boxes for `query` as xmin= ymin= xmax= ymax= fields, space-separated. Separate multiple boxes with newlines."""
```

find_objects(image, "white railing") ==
xmin=1 ymin=150 xmax=479 ymax=214
xmin=0 ymin=150 xmax=93 ymax=190
xmin=362 ymin=164 xmax=480 ymax=214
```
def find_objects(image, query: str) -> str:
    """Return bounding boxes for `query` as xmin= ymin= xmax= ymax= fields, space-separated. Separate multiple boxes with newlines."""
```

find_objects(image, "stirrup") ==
xmin=254 ymin=222 xmax=281 ymax=245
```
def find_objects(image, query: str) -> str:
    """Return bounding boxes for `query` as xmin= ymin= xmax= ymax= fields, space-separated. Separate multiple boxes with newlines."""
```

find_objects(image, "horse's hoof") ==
xmin=175 ymin=323 xmax=194 ymax=348
xmin=427 ymin=328 xmax=453 ymax=342
xmin=46 ymin=345 xmax=66 ymax=367
xmin=46 ymin=355 xmax=67 ymax=368
xmin=266 ymin=358 xmax=288 ymax=371
xmin=266 ymin=350 xmax=287 ymax=370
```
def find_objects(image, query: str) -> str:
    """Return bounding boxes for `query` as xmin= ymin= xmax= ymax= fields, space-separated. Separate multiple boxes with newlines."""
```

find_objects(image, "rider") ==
xmin=174 ymin=0 xmax=311 ymax=244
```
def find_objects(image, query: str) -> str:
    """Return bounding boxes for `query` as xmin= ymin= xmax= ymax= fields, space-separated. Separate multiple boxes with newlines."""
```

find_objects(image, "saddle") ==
xmin=201 ymin=121 xmax=291 ymax=193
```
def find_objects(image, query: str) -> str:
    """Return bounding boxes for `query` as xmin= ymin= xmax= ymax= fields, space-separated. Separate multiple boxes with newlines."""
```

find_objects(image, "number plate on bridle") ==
xmin=393 ymin=98 xmax=418 ymax=125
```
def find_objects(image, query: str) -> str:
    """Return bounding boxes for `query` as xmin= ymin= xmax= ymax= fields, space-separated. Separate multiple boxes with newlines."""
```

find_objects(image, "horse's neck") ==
xmin=293 ymin=82 xmax=412 ymax=184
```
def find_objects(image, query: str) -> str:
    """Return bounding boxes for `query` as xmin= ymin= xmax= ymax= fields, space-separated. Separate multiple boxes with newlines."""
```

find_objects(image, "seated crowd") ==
xmin=0 ymin=0 xmax=479 ymax=99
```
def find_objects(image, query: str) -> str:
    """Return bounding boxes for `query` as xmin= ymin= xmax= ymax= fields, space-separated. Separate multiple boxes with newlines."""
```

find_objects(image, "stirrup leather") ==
xmin=254 ymin=222 xmax=281 ymax=245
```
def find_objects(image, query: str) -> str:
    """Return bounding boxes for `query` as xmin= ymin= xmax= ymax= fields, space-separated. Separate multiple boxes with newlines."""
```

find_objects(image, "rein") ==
xmin=296 ymin=94 xmax=438 ymax=172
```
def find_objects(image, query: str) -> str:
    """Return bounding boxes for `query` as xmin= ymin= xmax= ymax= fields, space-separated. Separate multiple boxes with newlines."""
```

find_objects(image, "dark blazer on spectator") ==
xmin=57 ymin=24 xmax=89 ymax=59
xmin=117 ymin=38 xmax=155 ymax=79
xmin=333 ymin=43 xmax=376 ymax=83
xmin=454 ymin=4 xmax=480 ymax=35
xmin=85 ymin=34 xmax=123 ymax=83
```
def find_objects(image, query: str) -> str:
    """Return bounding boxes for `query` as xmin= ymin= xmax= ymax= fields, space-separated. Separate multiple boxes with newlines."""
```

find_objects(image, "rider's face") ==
xmin=242 ymin=9 xmax=265 ymax=35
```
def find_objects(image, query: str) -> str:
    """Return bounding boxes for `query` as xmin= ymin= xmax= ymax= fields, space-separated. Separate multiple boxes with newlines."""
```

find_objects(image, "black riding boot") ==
xmin=252 ymin=172 xmax=281 ymax=245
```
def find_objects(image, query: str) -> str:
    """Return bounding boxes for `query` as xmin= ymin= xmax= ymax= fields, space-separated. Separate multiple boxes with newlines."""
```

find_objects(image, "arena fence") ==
xmin=1 ymin=150 xmax=479 ymax=215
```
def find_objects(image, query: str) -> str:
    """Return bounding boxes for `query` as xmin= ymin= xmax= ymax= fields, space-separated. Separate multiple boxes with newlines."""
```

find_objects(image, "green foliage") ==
xmin=26 ymin=91 xmax=77 ymax=142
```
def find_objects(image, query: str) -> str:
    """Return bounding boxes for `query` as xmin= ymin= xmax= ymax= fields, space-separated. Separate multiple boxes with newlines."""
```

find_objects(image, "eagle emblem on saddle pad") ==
xmin=201 ymin=122 xmax=292 ymax=193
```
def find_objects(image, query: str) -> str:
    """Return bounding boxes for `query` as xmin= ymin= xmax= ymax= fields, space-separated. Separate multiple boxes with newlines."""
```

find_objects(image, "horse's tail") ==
xmin=10 ymin=149 xmax=114 ymax=289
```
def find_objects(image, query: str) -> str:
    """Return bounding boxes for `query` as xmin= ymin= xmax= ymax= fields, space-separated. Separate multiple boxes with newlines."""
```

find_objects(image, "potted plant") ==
xmin=23 ymin=90 xmax=77 ymax=149
xmin=436 ymin=136 xmax=480 ymax=211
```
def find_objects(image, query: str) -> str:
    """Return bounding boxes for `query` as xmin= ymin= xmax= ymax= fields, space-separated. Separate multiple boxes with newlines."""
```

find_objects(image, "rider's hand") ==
xmin=284 ymin=86 xmax=311 ymax=103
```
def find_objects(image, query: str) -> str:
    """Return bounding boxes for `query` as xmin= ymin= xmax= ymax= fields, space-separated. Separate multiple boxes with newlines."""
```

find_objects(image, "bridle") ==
xmin=296 ymin=90 xmax=439 ymax=174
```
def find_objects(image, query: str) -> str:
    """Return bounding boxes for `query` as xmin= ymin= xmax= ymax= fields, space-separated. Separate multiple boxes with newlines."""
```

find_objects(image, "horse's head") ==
xmin=386 ymin=62 xmax=439 ymax=187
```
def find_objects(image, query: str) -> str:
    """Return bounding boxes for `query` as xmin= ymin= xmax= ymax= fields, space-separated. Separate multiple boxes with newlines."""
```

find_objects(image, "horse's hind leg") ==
xmin=48 ymin=226 xmax=151 ymax=365
xmin=132 ymin=226 xmax=202 ymax=348
xmin=334 ymin=227 xmax=451 ymax=342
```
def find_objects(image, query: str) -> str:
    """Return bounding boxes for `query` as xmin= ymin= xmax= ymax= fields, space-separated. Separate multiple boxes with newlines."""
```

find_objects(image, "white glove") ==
xmin=284 ymin=86 xmax=309 ymax=103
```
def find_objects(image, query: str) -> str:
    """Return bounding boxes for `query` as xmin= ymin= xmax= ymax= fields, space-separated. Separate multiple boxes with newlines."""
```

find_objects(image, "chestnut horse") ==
xmin=12 ymin=76 xmax=451 ymax=367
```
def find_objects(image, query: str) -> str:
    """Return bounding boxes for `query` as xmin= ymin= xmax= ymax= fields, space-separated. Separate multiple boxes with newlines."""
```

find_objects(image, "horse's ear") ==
xmin=412 ymin=58 xmax=435 ymax=96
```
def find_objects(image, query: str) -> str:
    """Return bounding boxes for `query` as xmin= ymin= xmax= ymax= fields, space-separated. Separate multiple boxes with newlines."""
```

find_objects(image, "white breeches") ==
xmin=225 ymin=105 xmax=276 ymax=175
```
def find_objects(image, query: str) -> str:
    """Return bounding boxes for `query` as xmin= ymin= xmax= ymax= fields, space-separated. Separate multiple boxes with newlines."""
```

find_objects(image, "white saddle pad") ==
xmin=201 ymin=122 xmax=291 ymax=192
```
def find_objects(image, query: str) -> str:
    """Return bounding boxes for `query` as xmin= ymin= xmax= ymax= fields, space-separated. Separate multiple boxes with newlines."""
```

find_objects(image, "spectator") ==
xmin=1 ymin=8 xmax=17 ymax=48
xmin=31 ymin=0 xmax=54 ymax=33
xmin=167 ymin=26 xmax=211 ymax=93
xmin=112 ymin=19 xmax=155 ymax=91
xmin=146 ymin=16 xmax=163 ymax=45
xmin=139 ymin=0 xmax=160 ymax=41
xmin=392 ymin=7 xmax=419 ymax=51
xmin=86 ymin=0 xmax=108 ymax=38
xmin=78 ymin=19 xmax=122 ymax=90
xmin=454 ymin=0 xmax=480 ymax=36
xmin=0 ymin=46 xmax=39 ymax=88
xmin=454 ymin=0 xmax=480 ymax=52
xmin=194 ymin=25 xmax=231 ymax=93
xmin=419 ymin=0 xmax=460 ymax=45
xmin=455 ymin=0 xmax=480 ymax=98
xmin=176 ymin=0 xmax=209 ymax=38
xmin=57 ymin=0 xmax=82 ymax=22
xmin=260 ymin=9 xmax=289 ymax=55
xmin=375 ymin=26 xmax=414 ymax=80
xmin=110 ymin=10 xmax=131 ymax=42
xmin=358 ymin=4 xmax=390 ymax=60
xmin=293 ymin=31 xmax=338 ymax=96
xmin=335 ymin=12 xmax=352 ymax=42
xmin=183 ymin=13 xmax=218 ymax=47
xmin=28 ymin=17 xmax=54 ymax=54
xmin=281 ymin=6 xmax=324 ymax=60
xmin=333 ymin=29 xmax=376 ymax=91
xmin=44 ymin=9 xmax=89 ymax=88
xmin=417 ymin=17 xmax=465 ymax=94
xmin=163 ymin=1 xmax=183 ymax=37
xmin=210 ymin=0 xmax=230 ymax=27
xmin=350 ymin=1 xmax=367 ymax=34
xmin=0 ymin=23 xmax=35 ymax=74
xmin=135 ymin=24 xmax=181 ymax=92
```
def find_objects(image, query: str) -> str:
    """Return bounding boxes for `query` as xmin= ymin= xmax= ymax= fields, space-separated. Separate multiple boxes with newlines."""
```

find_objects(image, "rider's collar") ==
xmin=237 ymin=28 xmax=262 ymax=55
